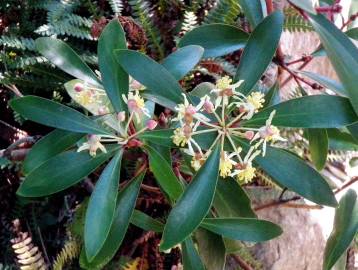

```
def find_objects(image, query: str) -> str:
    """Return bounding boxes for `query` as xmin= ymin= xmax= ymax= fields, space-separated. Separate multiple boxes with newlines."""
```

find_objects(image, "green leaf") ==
xmin=23 ymin=129 xmax=84 ymax=175
xmin=162 ymin=45 xmax=204 ymax=80
xmin=289 ymin=0 xmax=317 ymax=14
xmin=309 ymin=14 xmax=358 ymax=115
xmin=114 ymin=49 xmax=183 ymax=106
xmin=179 ymin=24 xmax=248 ymax=58
xmin=201 ymin=218 xmax=283 ymax=242
xmin=327 ymin=128 xmax=358 ymax=151
xmin=345 ymin=27 xmax=358 ymax=40
xmin=181 ymin=238 xmax=206 ymax=270
xmin=263 ymin=81 xmax=280 ymax=108
xmin=235 ymin=11 xmax=284 ymax=95
xmin=84 ymin=151 xmax=123 ymax=261
xmin=17 ymin=146 xmax=118 ymax=197
xmin=145 ymin=144 xmax=183 ymax=201
xmin=253 ymin=144 xmax=337 ymax=207
xmin=297 ymin=70 xmax=348 ymax=96
xmin=81 ymin=171 xmax=144 ymax=269
xmin=64 ymin=79 xmax=112 ymax=115
xmin=191 ymin=82 xmax=216 ymax=99
xmin=214 ymin=177 xmax=256 ymax=218
xmin=10 ymin=96 xmax=112 ymax=135
xmin=308 ymin=128 xmax=328 ymax=170
xmin=130 ymin=210 xmax=164 ymax=233
xmin=138 ymin=129 xmax=175 ymax=147
xmin=35 ymin=37 xmax=101 ymax=87
xmin=160 ymin=145 xmax=220 ymax=251
xmin=238 ymin=0 xmax=265 ymax=28
xmin=245 ymin=95 xmax=358 ymax=128
xmin=196 ymin=228 xmax=226 ymax=270
xmin=323 ymin=189 xmax=358 ymax=270
xmin=98 ymin=19 xmax=128 ymax=112
xmin=347 ymin=122 xmax=358 ymax=141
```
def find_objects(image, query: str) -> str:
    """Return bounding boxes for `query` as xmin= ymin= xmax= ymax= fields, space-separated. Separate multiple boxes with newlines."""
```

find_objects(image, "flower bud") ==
xmin=74 ymin=82 xmax=84 ymax=92
xmin=186 ymin=104 xmax=197 ymax=115
xmin=127 ymin=99 xmax=138 ymax=111
xmin=146 ymin=119 xmax=158 ymax=130
xmin=130 ymin=79 xmax=143 ymax=90
xmin=127 ymin=138 xmax=143 ymax=148
xmin=97 ymin=106 xmax=108 ymax=115
xmin=244 ymin=131 xmax=255 ymax=140
xmin=117 ymin=111 xmax=126 ymax=122
xmin=203 ymin=100 xmax=214 ymax=113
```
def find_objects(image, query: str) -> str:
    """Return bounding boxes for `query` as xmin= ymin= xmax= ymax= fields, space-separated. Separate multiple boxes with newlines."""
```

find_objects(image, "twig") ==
xmin=334 ymin=177 xmax=358 ymax=194
xmin=36 ymin=226 xmax=50 ymax=266
xmin=4 ymin=84 xmax=23 ymax=97
xmin=232 ymin=254 xmax=254 ymax=270
xmin=254 ymin=196 xmax=301 ymax=211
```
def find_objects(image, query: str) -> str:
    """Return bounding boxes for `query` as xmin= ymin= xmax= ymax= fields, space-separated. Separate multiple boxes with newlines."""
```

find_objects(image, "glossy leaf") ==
xmin=23 ymin=129 xmax=84 ymax=175
xmin=17 ymin=146 xmax=118 ymax=197
xmin=160 ymin=145 xmax=221 ymax=250
xmin=290 ymin=0 xmax=317 ymax=14
xmin=238 ymin=0 xmax=265 ymax=27
xmin=130 ymin=210 xmax=164 ymax=233
xmin=98 ymin=20 xmax=128 ymax=112
xmin=10 ymin=96 xmax=112 ymax=135
xmin=309 ymin=14 xmax=358 ymax=115
xmin=235 ymin=11 xmax=284 ymax=95
xmin=347 ymin=122 xmax=358 ymax=141
xmin=263 ymin=81 xmax=280 ymax=108
xmin=145 ymin=144 xmax=183 ymax=201
xmin=162 ymin=45 xmax=204 ymax=80
xmin=214 ymin=177 xmax=256 ymax=218
xmin=252 ymin=143 xmax=337 ymax=207
xmin=308 ymin=129 xmax=328 ymax=170
xmin=35 ymin=37 xmax=101 ymax=87
xmin=327 ymin=129 xmax=358 ymax=151
xmin=245 ymin=95 xmax=358 ymax=128
xmin=81 ymin=171 xmax=144 ymax=269
xmin=181 ymin=238 xmax=206 ymax=270
xmin=201 ymin=218 xmax=283 ymax=242
xmin=196 ymin=228 xmax=226 ymax=270
xmin=85 ymin=151 xmax=123 ymax=261
xmin=179 ymin=24 xmax=248 ymax=58
xmin=345 ymin=27 xmax=358 ymax=40
xmin=323 ymin=190 xmax=358 ymax=270
xmin=297 ymin=70 xmax=348 ymax=96
xmin=114 ymin=49 xmax=183 ymax=106
xmin=138 ymin=129 xmax=175 ymax=147
xmin=190 ymin=82 xmax=216 ymax=99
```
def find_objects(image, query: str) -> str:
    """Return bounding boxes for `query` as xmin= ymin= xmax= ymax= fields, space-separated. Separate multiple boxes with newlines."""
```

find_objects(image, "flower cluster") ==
xmin=74 ymin=80 xmax=157 ymax=157
xmin=172 ymin=76 xmax=285 ymax=184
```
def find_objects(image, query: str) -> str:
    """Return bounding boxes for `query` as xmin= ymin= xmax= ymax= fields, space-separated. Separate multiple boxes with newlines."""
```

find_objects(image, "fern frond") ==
xmin=0 ymin=37 xmax=36 ymax=51
xmin=204 ymin=0 xmax=241 ymax=25
xmin=181 ymin=11 xmax=198 ymax=33
xmin=108 ymin=0 xmax=123 ymax=15
xmin=284 ymin=8 xmax=314 ymax=33
xmin=8 ymin=56 xmax=48 ymax=69
xmin=129 ymin=0 xmax=164 ymax=58
xmin=35 ymin=23 xmax=93 ymax=40
xmin=255 ymin=169 xmax=280 ymax=189
xmin=52 ymin=239 xmax=80 ymax=270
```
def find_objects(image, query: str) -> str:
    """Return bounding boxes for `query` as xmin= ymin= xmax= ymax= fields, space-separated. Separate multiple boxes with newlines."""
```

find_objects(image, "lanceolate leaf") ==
xmin=114 ymin=49 xmax=183 ymax=106
xmin=23 ymin=129 xmax=84 ymax=175
xmin=347 ymin=122 xmax=358 ymax=141
xmin=308 ymin=129 xmax=328 ymax=171
xmin=181 ymin=238 xmax=206 ymax=270
xmin=254 ymin=144 xmax=337 ymax=207
xmin=327 ymin=128 xmax=358 ymax=151
xmin=245 ymin=95 xmax=358 ymax=128
xmin=179 ymin=24 xmax=248 ymax=58
xmin=309 ymin=13 xmax=358 ymax=115
xmin=323 ymin=190 xmax=358 ymax=270
xmin=235 ymin=11 xmax=284 ymax=95
xmin=85 ymin=151 xmax=123 ymax=261
xmin=130 ymin=210 xmax=164 ymax=233
xmin=138 ymin=129 xmax=174 ymax=147
xmin=81 ymin=171 xmax=145 ymax=269
xmin=17 ymin=146 xmax=118 ymax=197
xmin=238 ymin=0 xmax=265 ymax=28
xmin=196 ymin=228 xmax=226 ymax=270
xmin=289 ymin=0 xmax=317 ymax=14
xmin=145 ymin=144 xmax=183 ymax=201
xmin=263 ymin=81 xmax=280 ymax=108
xmin=162 ymin=45 xmax=204 ymax=80
xmin=35 ymin=37 xmax=101 ymax=87
xmin=98 ymin=20 xmax=128 ymax=112
xmin=10 ymin=96 xmax=112 ymax=135
xmin=160 ymin=145 xmax=221 ymax=251
xmin=214 ymin=177 xmax=256 ymax=218
xmin=201 ymin=218 xmax=283 ymax=242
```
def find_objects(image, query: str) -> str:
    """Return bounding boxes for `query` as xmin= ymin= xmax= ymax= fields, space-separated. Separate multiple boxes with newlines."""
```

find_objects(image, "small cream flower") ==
xmin=77 ymin=135 xmax=107 ymax=157
xmin=76 ymin=90 xmax=95 ymax=106
xmin=172 ymin=127 xmax=189 ymax=147
xmin=246 ymin=92 xmax=265 ymax=111
xmin=232 ymin=91 xmax=265 ymax=120
xmin=211 ymin=77 xmax=244 ymax=108
xmin=122 ymin=91 xmax=150 ymax=121
xmin=231 ymin=146 xmax=260 ymax=183
xmin=190 ymin=153 xmax=207 ymax=171
xmin=173 ymin=94 xmax=209 ymax=124
xmin=235 ymin=165 xmax=256 ymax=184
xmin=219 ymin=152 xmax=236 ymax=178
